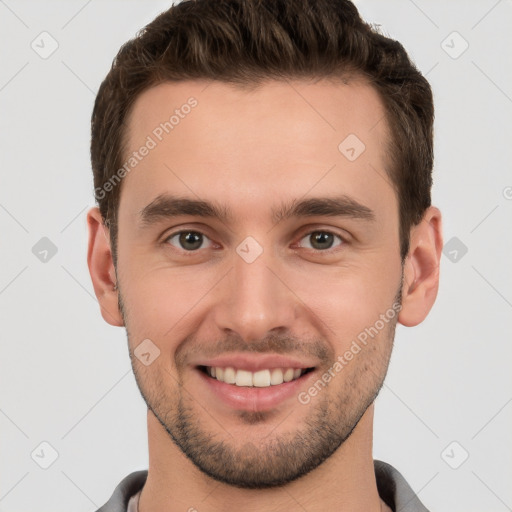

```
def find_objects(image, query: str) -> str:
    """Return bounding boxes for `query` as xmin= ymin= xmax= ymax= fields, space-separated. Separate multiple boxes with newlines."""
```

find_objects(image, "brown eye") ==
xmin=165 ymin=231 xmax=212 ymax=251
xmin=299 ymin=231 xmax=344 ymax=251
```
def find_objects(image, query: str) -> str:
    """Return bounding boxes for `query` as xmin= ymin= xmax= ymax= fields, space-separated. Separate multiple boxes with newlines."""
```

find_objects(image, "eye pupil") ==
xmin=179 ymin=231 xmax=202 ymax=250
xmin=310 ymin=231 xmax=334 ymax=250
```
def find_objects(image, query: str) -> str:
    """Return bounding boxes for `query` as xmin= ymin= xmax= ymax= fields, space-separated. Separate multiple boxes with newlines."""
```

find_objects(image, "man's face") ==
xmin=115 ymin=78 xmax=403 ymax=488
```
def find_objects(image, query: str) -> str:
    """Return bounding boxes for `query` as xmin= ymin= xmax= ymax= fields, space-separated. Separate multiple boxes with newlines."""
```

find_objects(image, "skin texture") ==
xmin=87 ymin=78 xmax=443 ymax=512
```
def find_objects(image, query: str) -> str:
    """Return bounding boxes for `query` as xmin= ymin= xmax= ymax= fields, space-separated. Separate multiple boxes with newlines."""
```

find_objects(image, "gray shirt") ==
xmin=96 ymin=460 xmax=430 ymax=512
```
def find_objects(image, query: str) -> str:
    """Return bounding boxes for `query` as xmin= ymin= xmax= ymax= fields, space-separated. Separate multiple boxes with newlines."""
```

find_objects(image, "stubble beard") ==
xmin=119 ymin=278 xmax=401 ymax=489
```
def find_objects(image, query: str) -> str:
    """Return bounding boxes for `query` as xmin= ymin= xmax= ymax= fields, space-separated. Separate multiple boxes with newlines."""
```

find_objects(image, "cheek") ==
xmin=294 ymin=263 xmax=399 ymax=347
xmin=120 ymin=267 xmax=217 ymax=351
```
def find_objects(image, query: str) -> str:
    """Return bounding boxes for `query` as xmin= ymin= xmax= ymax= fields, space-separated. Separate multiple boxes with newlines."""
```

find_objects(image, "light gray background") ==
xmin=0 ymin=0 xmax=511 ymax=511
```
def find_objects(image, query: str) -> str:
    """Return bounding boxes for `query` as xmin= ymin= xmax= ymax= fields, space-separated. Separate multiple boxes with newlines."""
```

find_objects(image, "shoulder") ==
xmin=95 ymin=470 xmax=148 ymax=512
xmin=374 ymin=460 xmax=431 ymax=512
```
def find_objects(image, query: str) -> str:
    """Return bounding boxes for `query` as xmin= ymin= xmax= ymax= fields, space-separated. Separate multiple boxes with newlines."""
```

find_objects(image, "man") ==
xmin=87 ymin=0 xmax=443 ymax=510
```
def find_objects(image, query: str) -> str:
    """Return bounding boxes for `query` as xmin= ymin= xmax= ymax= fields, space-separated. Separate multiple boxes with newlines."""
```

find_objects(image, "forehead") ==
xmin=125 ymin=77 xmax=389 ymax=151
xmin=120 ymin=78 xmax=394 ymax=224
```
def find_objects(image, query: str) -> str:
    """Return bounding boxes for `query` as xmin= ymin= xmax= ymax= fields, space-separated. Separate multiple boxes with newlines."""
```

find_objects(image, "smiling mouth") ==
xmin=198 ymin=365 xmax=315 ymax=387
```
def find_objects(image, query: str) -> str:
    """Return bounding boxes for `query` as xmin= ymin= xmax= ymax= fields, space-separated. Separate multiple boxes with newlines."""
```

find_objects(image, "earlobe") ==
xmin=86 ymin=207 xmax=124 ymax=327
xmin=398 ymin=206 xmax=443 ymax=327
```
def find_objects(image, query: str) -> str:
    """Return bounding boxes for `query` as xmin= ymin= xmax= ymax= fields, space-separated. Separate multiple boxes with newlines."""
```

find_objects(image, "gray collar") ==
xmin=96 ymin=460 xmax=430 ymax=512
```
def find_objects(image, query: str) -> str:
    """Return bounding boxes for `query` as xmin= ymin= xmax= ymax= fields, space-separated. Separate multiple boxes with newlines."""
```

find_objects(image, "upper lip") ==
xmin=194 ymin=354 xmax=317 ymax=372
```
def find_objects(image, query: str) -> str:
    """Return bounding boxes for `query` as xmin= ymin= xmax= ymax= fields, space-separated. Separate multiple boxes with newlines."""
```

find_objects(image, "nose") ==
xmin=212 ymin=244 xmax=298 ymax=343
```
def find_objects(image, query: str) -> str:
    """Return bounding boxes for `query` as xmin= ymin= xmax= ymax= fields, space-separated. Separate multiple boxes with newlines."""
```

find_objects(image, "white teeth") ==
xmin=205 ymin=366 xmax=308 ymax=387
xmin=270 ymin=368 xmax=284 ymax=385
xmin=235 ymin=370 xmax=253 ymax=387
xmin=253 ymin=369 xmax=271 ymax=387
xmin=283 ymin=368 xmax=294 ymax=382
xmin=223 ymin=367 xmax=236 ymax=384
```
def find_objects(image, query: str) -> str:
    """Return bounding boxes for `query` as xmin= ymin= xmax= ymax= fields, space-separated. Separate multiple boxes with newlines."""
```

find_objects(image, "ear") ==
xmin=398 ymin=206 xmax=443 ymax=327
xmin=86 ymin=207 xmax=124 ymax=327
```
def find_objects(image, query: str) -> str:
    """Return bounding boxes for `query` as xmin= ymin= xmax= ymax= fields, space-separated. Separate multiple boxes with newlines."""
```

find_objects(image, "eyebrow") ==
xmin=137 ymin=193 xmax=375 ymax=228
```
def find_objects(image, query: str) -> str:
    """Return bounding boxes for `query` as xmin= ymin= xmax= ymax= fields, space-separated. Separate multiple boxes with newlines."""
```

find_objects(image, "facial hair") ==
xmin=119 ymin=274 xmax=403 ymax=489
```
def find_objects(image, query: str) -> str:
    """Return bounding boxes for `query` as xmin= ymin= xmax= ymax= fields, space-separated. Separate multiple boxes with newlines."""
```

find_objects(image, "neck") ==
xmin=138 ymin=405 xmax=389 ymax=512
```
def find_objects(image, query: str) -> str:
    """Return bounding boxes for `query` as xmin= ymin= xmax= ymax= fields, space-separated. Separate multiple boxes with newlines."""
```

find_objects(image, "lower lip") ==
xmin=196 ymin=368 xmax=316 ymax=412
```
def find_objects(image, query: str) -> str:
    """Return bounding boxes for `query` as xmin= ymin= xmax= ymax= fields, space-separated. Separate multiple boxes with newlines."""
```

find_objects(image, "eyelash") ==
xmin=162 ymin=228 xmax=347 ymax=255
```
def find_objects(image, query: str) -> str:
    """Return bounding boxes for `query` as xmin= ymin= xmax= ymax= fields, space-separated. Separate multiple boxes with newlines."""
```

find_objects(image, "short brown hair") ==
xmin=91 ymin=0 xmax=434 ymax=266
